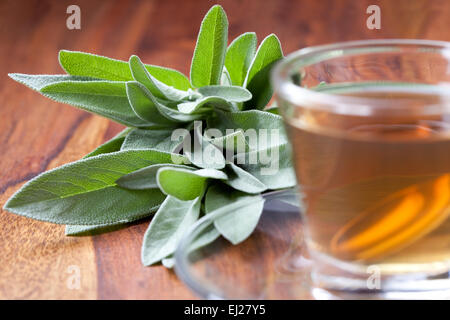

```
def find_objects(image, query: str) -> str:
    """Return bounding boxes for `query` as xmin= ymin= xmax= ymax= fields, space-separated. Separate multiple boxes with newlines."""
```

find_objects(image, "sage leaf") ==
xmin=4 ymin=150 xmax=186 ymax=225
xmin=120 ymin=128 xmax=188 ymax=153
xmin=59 ymin=50 xmax=133 ymax=81
xmin=146 ymin=67 xmax=192 ymax=91
xmin=177 ymin=96 xmax=233 ymax=114
xmin=65 ymin=222 xmax=129 ymax=236
xmin=225 ymin=32 xmax=257 ymax=86
xmin=221 ymin=67 xmax=232 ymax=86
xmin=190 ymin=5 xmax=228 ymax=87
xmin=162 ymin=257 xmax=175 ymax=269
xmin=197 ymin=85 xmax=252 ymax=102
xmin=205 ymin=184 xmax=264 ymax=244
xmin=243 ymin=34 xmax=283 ymax=109
xmin=188 ymin=223 xmax=220 ymax=252
xmin=185 ymin=123 xmax=226 ymax=169
xmin=84 ymin=128 xmax=131 ymax=158
xmin=224 ymin=162 xmax=267 ymax=194
xmin=59 ymin=50 xmax=191 ymax=90
xmin=157 ymin=167 xmax=227 ymax=201
xmin=126 ymin=81 xmax=175 ymax=126
xmin=9 ymin=73 xmax=94 ymax=90
xmin=116 ymin=163 xmax=193 ymax=190
xmin=156 ymin=102 xmax=204 ymax=122
xmin=208 ymin=110 xmax=288 ymax=150
xmin=165 ymin=216 xmax=221 ymax=267
xmin=129 ymin=55 xmax=188 ymax=101
xmin=71 ymin=128 xmax=136 ymax=234
xmin=36 ymin=79 xmax=153 ymax=128
xmin=236 ymin=143 xmax=296 ymax=190
xmin=205 ymin=129 xmax=249 ymax=153
xmin=141 ymin=196 xmax=201 ymax=266
xmin=129 ymin=81 xmax=201 ymax=122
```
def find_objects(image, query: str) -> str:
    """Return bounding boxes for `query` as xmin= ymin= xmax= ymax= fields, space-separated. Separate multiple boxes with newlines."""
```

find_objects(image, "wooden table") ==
xmin=1 ymin=0 xmax=449 ymax=299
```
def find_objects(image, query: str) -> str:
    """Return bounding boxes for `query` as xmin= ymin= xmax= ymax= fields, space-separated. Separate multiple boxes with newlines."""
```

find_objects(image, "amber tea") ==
xmin=273 ymin=40 xmax=450 ymax=294
xmin=286 ymin=87 xmax=450 ymax=277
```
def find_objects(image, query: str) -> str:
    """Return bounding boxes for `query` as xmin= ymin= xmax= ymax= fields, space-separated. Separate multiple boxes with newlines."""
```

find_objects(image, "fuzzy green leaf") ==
xmin=205 ymin=184 xmax=264 ymax=244
xmin=9 ymin=73 xmax=94 ymax=90
xmin=185 ymin=123 xmax=226 ymax=169
xmin=208 ymin=110 xmax=288 ymax=150
xmin=68 ymin=128 xmax=136 ymax=235
xmin=157 ymin=167 xmax=227 ymax=200
xmin=177 ymin=96 xmax=233 ymax=114
xmin=236 ymin=143 xmax=296 ymax=190
xmin=145 ymin=67 xmax=191 ymax=91
xmin=190 ymin=5 xmax=228 ymax=87
xmin=59 ymin=50 xmax=191 ymax=90
xmin=126 ymin=81 xmax=176 ymax=126
xmin=116 ymin=163 xmax=193 ymax=190
xmin=40 ymin=80 xmax=152 ymax=127
xmin=14 ymin=75 xmax=152 ymax=128
xmin=221 ymin=67 xmax=232 ymax=86
xmin=3 ymin=150 xmax=186 ymax=225
xmin=205 ymin=129 xmax=249 ymax=153
xmin=128 ymin=81 xmax=202 ymax=123
xmin=141 ymin=196 xmax=201 ymax=266
xmin=188 ymin=223 xmax=221 ymax=253
xmin=225 ymin=32 xmax=257 ymax=86
xmin=65 ymin=222 xmax=129 ymax=236
xmin=224 ymin=162 xmax=267 ymax=194
xmin=120 ymin=128 xmax=188 ymax=153
xmin=243 ymin=34 xmax=283 ymax=109
xmin=156 ymin=101 xmax=204 ymax=122
xmin=129 ymin=55 xmax=188 ymax=101
xmin=162 ymin=257 xmax=175 ymax=269
xmin=197 ymin=85 xmax=252 ymax=102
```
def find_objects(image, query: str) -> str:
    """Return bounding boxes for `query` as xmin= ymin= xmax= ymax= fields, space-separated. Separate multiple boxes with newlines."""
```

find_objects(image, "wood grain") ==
xmin=0 ymin=0 xmax=449 ymax=299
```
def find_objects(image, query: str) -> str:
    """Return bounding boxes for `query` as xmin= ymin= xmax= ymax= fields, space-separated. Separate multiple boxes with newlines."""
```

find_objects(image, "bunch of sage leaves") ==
xmin=4 ymin=5 xmax=296 ymax=267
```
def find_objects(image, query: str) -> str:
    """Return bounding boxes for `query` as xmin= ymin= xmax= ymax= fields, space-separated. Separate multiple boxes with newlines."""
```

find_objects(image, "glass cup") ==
xmin=272 ymin=39 xmax=450 ymax=296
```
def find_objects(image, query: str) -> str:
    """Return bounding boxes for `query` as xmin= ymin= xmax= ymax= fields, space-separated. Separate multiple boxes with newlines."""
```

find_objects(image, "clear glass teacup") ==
xmin=272 ymin=39 xmax=450 ymax=296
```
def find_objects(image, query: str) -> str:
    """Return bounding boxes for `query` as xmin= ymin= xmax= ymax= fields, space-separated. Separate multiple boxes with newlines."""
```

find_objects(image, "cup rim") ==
xmin=271 ymin=39 xmax=450 ymax=116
